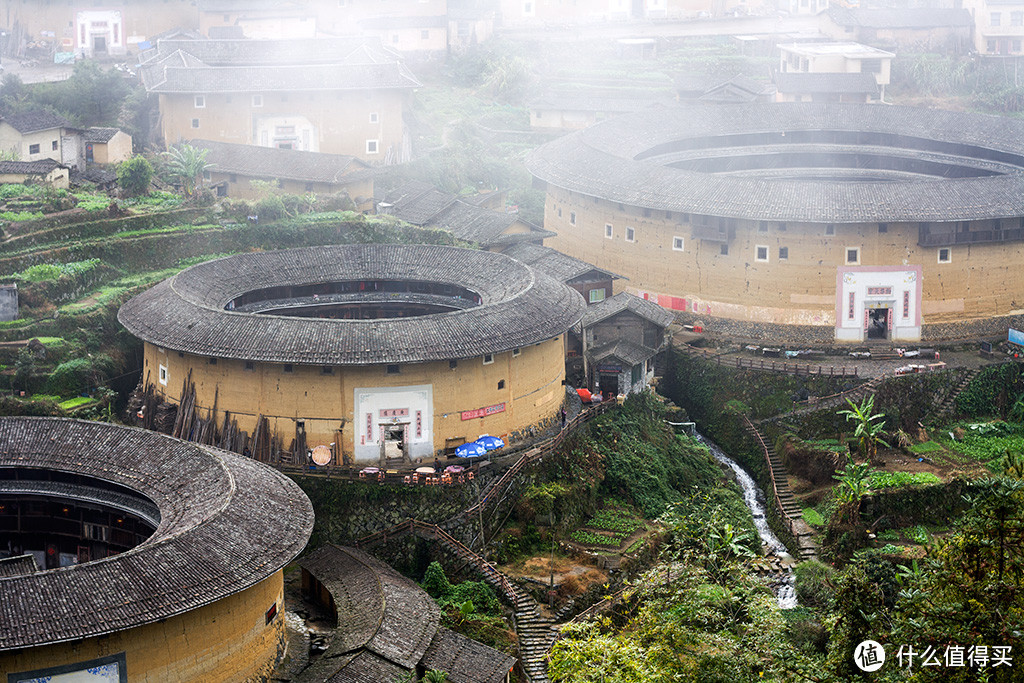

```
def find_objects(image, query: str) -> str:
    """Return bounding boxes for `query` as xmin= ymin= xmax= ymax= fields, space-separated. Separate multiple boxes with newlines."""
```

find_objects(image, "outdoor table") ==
xmin=415 ymin=466 xmax=435 ymax=474
xmin=444 ymin=465 xmax=465 ymax=474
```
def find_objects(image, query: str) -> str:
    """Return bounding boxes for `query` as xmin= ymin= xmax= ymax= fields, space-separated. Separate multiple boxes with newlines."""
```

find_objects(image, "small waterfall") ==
xmin=696 ymin=432 xmax=798 ymax=609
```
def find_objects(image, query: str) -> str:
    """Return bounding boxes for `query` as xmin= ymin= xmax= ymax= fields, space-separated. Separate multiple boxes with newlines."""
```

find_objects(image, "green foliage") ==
xmin=520 ymin=481 xmax=570 ymax=517
xmin=570 ymin=529 xmax=624 ymax=547
xmin=45 ymin=354 xmax=114 ymax=397
xmin=793 ymin=559 xmax=834 ymax=609
xmin=13 ymin=259 xmax=103 ymax=283
xmin=832 ymin=459 xmax=872 ymax=504
xmin=802 ymin=508 xmax=824 ymax=527
xmin=588 ymin=391 xmax=728 ymax=518
xmin=422 ymin=561 xmax=452 ymax=599
xmin=254 ymin=194 xmax=287 ymax=221
xmin=956 ymin=363 xmax=1024 ymax=419
xmin=837 ymin=395 xmax=890 ymax=464
xmin=116 ymin=156 xmax=154 ymax=197
xmin=160 ymin=144 xmax=212 ymax=198
xmin=909 ymin=440 xmax=942 ymax=454
xmin=584 ymin=508 xmax=644 ymax=534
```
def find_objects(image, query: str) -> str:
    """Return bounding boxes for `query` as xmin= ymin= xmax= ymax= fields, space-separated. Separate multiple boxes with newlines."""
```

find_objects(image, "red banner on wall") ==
xmin=461 ymin=403 xmax=506 ymax=421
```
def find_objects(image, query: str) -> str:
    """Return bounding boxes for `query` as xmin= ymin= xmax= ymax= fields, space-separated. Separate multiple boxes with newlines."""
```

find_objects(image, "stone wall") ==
xmin=0 ymin=284 xmax=17 ymax=322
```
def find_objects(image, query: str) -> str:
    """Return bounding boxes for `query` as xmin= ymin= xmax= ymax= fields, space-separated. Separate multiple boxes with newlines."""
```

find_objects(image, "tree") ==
xmin=837 ymin=395 xmax=890 ymax=466
xmin=116 ymin=156 xmax=153 ymax=197
xmin=161 ymin=144 xmax=212 ymax=198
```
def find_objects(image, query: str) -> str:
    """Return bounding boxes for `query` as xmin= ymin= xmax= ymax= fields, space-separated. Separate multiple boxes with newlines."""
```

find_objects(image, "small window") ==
xmin=158 ymin=364 xmax=168 ymax=386
xmin=756 ymin=245 xmax=769 ymax=262
xmin=992 ymin=11 xmax=1001 ymax=26
xmin=779 ymin=246 xmax=789 ymax=260
xmin=386 ymin=364 xmax=400 ymax=374
xmin=369 ymin=112 xmax=378 ymax=123
xmin=208 ymin=357 xmax=217 ymax=365
xmin=672 ymin=236 xmax=684 ymax=251
xmin=178 ymin=351 xmax=184 ymax=358
xmin=284 ymin=364 xmax=294 ymax=373
xmin=28 ymin=143 xmax=40 ymax=155
xmin=321 ymin=366 xmax=334 ymax=375
xmin=497 ymin=380 xmax=505 ymax=390
xmin=449 ymin=359 xmax=458 ymax=369
xmin=366 ymin=140 xmax=379 ymax=154
xmin=625 ymin=226 xmax=636 ymax=242
xmin=51 ymin=140 xmax=58 ymax=151
xmin=589 ymin=288 xmax=606 ymax=303
xmin=938 ymin=248 xmax=952 ymax=263
xmin=643 ymin=208 xmax=651 ymax=218
xmin=778 ymin=222 xmax=787 ymax=231
xmin=191 ymin=118 xmax=200 ymax=129
xmin=392 ymin=34 xmax=400 ymax=43
xmin=557 ymin=208 xmax=562 ymax=218
xmin=569 ymin=212 xmax=576 ymax=225
xmin=758 ymin=221 xmax=768 ymax=233
xmin=304 ymin=183 xmax=314 ymax=192
xmin=194 ymin=95 xmax=205 ymax=108
xmin=878 ymin=223 xmax=888 ymax=233
xmin=244 ymin=361 xmax=254 ymax=371
xmin=421 ymin=29 xmax=430 ymax=39
xmin=252 ymin=94 xmax=263 ymax=107
xmin=605 ymin=224 xmax=613 ymax=239
xmin=720 ymin=244 xmax=729 ymax=255
xmin=512 ymin=348 xmax=521 ymax=357
xmin=846 ymin=247 xmax=860 ymax=265
xmin=229 ymin=174 xmax=237 ymax=183
xmin=825 ymin=224 xmax=835 ymax=236
xmin=483 ymin=354 xmax=494 ymax=365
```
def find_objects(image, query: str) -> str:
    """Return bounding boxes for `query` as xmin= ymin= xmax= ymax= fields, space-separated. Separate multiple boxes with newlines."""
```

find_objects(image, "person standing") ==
xmin=560 ymin=406 xmax=567 ymax=429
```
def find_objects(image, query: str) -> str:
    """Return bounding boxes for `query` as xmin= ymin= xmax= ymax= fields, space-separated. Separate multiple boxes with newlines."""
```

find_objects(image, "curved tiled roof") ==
xmin=527 ymin=103 xmax=1024 ymax=223
xmin=0 ymin=417 xmax=313 ymax=651
xmin=118 ymin=244 xmax=586 ymax=365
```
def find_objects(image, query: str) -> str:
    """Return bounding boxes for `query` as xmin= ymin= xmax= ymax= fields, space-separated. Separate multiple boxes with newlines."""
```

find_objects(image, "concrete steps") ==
xmin=513 ymin=589 xmax=559 ymax=683
xmin=935 ymin=369 xmax=980 ymax=418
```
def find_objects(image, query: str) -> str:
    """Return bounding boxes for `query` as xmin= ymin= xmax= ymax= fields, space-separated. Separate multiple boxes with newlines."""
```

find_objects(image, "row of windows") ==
xmin=27 ymin=141 xmax=59 ymax=155
xmin=193 ymin=94 xmax=381 ymax=118
xmin=990 ymin=11 xmax=1024 ymax=26
xmin=604 ymin=224 xmax=636 ymax=242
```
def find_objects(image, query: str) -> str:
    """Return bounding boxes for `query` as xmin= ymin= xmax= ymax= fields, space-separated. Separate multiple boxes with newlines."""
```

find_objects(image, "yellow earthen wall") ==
xmin=209 ymin=171 xmax=374 ymax=207
xmin=159 ymin=90 xmax=407 ymax=161
xmin=144 ymin=336 xmax=566 ymax=457
xmin=1 ymin=572 xmax=285 ymax=682
xmin=544 ymin=186 xmax=1024 ymax=326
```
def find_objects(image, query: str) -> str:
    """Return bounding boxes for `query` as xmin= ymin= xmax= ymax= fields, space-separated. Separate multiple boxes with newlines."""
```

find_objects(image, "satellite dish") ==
xmin=311 ymin=444 xmax=332 ymax=466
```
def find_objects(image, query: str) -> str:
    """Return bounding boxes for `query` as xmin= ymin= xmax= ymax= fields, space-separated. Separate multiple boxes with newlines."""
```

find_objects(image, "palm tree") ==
xmin=162 ymin=144 xmax=212 ymax=198
xmin=837 ymin=395 xmax=890 ymax=466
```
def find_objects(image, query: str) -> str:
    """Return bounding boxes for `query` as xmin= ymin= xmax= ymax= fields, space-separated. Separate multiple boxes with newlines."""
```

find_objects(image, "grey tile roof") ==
xmin=381 ymin=184 xmax=550 ymax=246
xmin=0 ymin=417 xmax=313 ymax=651
xmin=359 ymin=15 xmax=449 ymax=29
xmin=581 ymin=292 xmax=674 ymax=329
xmin=501 ymin=242 xmax=621 ymax=284
xmin=190 ymin=139 xmax=372 ymax=184
xmin=774 ymin=72 xmax=878 ymax=94
xmin=0 ymin=554 xmax=39 ymax=578
xmin=146 ymin=36 xmax=398 ymax=67
xmin=1 ymin=110 xmax=70 ymax=134
xmin=118 ymin=244 xmax=586 ymax=365
xmin=0 ymin=159 xmax=65 ymax=175
xmin=82 ymin=127 xmax=121 ymax=143
xmin=527 ymin=103 xmax=1024 ymax=223
xmin=590 ymin=339 xmax=659 ymax=366
xmin=828 ymin=6 xmax=973 ymax=28
xmin=421 ymin=627 xmax=516 ymax=683
xmin=297 ymin=545 xmax=514 ymax=683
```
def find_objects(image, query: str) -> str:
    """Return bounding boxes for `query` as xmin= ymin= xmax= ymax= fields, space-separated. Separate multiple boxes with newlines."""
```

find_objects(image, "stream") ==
xmin=696 ymin=433 xmax=798 ymax=609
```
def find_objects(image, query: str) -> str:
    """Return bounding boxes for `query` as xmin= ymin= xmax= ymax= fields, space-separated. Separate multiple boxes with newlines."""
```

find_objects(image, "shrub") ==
xmin=422 ymin=561 xmax=452 ymax=599
xmin=45 ymin=354 xmax=114 ymax=397
xmin=793 ymin=559 xmax=834 ymax=609
xmin=254 ymin=195 xmax=287 ymax=221
xmin=116 ymin=156 xmax=154 ymax=197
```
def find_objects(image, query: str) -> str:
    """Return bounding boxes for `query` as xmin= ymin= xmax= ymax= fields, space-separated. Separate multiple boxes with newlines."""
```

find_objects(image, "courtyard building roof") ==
xmin=118 ymin=244 xmax=586 ymax=366
xmin=527 ymin=103 xmax=1024 ymax=224
xmin=0 ymin=417 xmax=313 ymax=652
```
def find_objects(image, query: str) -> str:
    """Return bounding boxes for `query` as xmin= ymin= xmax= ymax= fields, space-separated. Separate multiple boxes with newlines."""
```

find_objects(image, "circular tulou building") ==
xmin=528 ymin=103 xmax=1024 ymax=343
xmin=118 ymin=244 xmax=585 ymax=462
xmin=0 ymin=417 xmax=313 ymax=681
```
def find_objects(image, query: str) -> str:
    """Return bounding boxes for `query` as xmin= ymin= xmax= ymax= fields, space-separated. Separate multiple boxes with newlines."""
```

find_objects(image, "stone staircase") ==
xmin=934 ymin=368 xmax=980 ymax=418
xmin=765 ymin=375 xmax=883 ymax=424
xmin=513 ymin=590 xmax=559 ymax=683
xmin=743 ymin=418 xmax=819 ymax=561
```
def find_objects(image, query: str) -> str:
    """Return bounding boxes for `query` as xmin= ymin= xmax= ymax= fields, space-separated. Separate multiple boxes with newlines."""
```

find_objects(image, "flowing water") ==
xmin=696 ymin=433 xmax=798 ymax=609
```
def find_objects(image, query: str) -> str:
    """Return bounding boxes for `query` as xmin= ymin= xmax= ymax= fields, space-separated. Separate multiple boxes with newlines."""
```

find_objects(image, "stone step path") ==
xmin=760 ymin=375 xmax=882 ymax=425
xmin=513 ymin=590 xmax=559 ymax=683
xmin=935 ymin=368 xmax=980 ymax=418
xmin=744 ymin=418 xmax=819 ymax=561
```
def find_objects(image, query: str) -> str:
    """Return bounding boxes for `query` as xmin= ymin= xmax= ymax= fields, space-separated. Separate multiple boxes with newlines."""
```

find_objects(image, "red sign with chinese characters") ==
xmin=461 ymin=403 xmax=506 ymax=421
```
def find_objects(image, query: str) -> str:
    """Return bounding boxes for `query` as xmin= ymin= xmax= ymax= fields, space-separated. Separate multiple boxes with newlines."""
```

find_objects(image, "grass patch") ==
xmin=584 ymin=508 xmax=645 ymax=534
xmin=802 ymin=508 xmax=824 ymax=526
xmin=867 ymin=471 xmax=942 ymax=490
xmin=58 ymin=396 xmax=95 ymax=410
xmin=909 ymin=441 xmax=943 ymax=454
xmin=570 ymin=529 xmax=626 ymax=547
